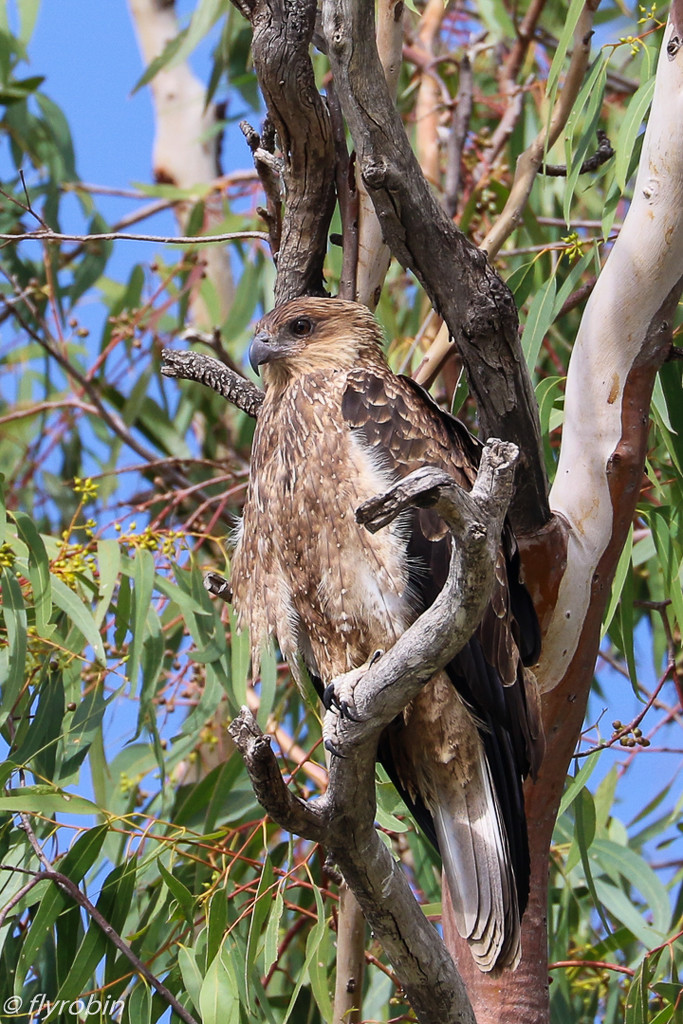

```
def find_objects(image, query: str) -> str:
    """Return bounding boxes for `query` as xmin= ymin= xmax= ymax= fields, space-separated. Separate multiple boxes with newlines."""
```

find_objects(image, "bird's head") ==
xmin=249 ymin=298 xmax=385 ymax=386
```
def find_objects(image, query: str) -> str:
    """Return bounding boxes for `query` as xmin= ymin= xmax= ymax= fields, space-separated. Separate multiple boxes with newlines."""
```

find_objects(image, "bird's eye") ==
xmin=290 ymin=317 xmax=313 ymax=338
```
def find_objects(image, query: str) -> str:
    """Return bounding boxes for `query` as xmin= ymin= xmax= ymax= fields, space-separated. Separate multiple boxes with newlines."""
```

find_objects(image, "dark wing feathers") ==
xmin=342 ymin=366 xmax=542 ymax=915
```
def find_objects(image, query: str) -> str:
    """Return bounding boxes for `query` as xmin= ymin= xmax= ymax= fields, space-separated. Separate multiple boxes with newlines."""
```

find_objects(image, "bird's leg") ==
xmin=323 ymin=648 xmax=384 ymax=721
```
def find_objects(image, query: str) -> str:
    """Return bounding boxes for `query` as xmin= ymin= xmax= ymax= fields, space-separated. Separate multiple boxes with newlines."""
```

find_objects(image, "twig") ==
xmin=0 ymin=228 xmax=268 ymax=247
xmin=541 ymin=130 xmax=615 ymax=176
xmin=478 ymin=0 xmax=548 ymax=172
xmin=549 ymin=959 xmax=635 ymax=978
xmin=0 ymin=399 xmax=99 ymax=426
xmin=557 ymin=277 xmax=597 ymax=318
xmin=0 ymin=873 xmax=46 ymax=930
xmin=574 ymin=660 xmax=672 ymax=759
xmin=3 ymin=864 xmax=199 ymax=1024
xmin=444 ymin=54 xmax=473 ymax=218
xmin=4 ymin=296 xmax=172 ymax=468
xmin=480 ymin=1 xmax=599 ymax=258
xmin=63 ymin=172 xmax=260 ymax=201
xmin=160 ymin=349 xmax=264 ymax=419
xmin=328 ymin=82 xmax=359 ymax=301
xmin=415 ymin=1 xmax=600 ymax=395
xmin=18 ymin=813 xmax=53 ymax=871
xmin=0 ymin=287 xmax=222 ymax=512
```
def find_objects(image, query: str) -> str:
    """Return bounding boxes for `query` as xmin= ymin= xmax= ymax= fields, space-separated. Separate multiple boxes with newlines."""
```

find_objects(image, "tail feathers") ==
xmin=432 ymin=749 xmax=521 ymax=973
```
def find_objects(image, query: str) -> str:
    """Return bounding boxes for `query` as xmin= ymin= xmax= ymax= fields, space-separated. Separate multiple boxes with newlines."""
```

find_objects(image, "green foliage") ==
xmin=0 ymin=485 xmax=346 ymax=1023
xmin=550 ymin=761 xmax=683 ymax=1024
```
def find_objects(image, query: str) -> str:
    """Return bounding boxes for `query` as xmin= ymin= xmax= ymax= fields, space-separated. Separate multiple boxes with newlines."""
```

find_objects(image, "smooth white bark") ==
xmin=539 ymin=15 xmax=683 ymax=690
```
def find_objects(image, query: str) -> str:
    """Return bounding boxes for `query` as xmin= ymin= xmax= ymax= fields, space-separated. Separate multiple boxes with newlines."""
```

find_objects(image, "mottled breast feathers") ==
xmin=229 ymin=297 xmax=544 ymax=974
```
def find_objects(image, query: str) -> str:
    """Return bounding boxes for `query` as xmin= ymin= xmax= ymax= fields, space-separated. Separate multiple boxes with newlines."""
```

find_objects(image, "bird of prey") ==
xmin=230 ymin=297 xmax=543 ymax=972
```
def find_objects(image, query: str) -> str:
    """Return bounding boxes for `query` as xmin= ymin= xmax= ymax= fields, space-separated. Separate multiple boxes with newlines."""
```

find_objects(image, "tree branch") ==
xmin=322 ymin=0 xmax=549 ymax=535
xmin=45 ymin=868 xmax=199 ymax=1024
xmin=160 ymin=349 xmax=264 ymax=418
xmin=240 ymin=118 xmax=284 ymax=259
xmin=332 ymin=882 xmax=365 ymax=1024
xmin=477 ymin=0 xmax=548 ymax=174
xmin=0 ymin=852 xmax=198 ymax=1024
xmin=230 ymin=439 xmax=519 ymax=1024
xmin=540 ymin=129 xmax=614 ymax=176
xmin=354 ymin=0 xmax=404 ymax=308
xmin=539 ymin=9 xmax=683 ymax=690
xmin=0 ymin=228 xmax=267 ymax=246
xmin=235 ymin=0 xmax=337 ymax=302
xmin=444 ymin=54 xmax=474 ymax=218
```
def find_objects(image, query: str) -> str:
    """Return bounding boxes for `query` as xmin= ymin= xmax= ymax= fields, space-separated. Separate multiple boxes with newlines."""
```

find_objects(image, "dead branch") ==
xmin=230 ymin=439 xmax=519 ymax=1024
xmin=240 ymin=118 xmax=284 ymax=259
xmin=444 ymin=54 xmax=474 ymax=218
xmin=232 ymin=0 xmax=337 ymax=302
xmin=540 ymin=129 xmax=614 ymax=176
xmin=160 ymin=349 xmax=264 ymax=419
xmin=0 ymin=228 xmax=267 ymax=246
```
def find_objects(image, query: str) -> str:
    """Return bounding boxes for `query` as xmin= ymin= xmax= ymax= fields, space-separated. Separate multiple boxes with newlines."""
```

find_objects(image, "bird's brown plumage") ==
xmin=231 ymin=297 xmax=543 ymax=972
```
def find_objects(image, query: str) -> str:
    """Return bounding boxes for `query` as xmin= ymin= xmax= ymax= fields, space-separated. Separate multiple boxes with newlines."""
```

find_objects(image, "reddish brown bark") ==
xmin=442 ymin=289 xmax=678 ymax=1024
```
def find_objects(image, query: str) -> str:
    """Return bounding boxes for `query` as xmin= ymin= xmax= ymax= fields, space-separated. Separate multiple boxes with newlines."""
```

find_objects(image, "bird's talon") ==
xmin=322 ymin=682 xmax=341 ymax=712
xmin=340 ymin=701 xmax=362 ymax=723
xmin=324 ymin=737 xmax=346 ymax=759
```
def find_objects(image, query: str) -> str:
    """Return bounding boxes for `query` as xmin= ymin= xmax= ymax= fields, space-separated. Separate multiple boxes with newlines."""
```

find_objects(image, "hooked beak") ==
xmin=249 ymin=330 xmax=282 ymax=375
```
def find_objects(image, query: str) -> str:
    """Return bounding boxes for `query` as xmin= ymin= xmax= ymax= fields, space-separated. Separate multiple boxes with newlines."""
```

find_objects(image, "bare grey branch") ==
xmin=160 ymin=349 xmax=264 ymax=418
